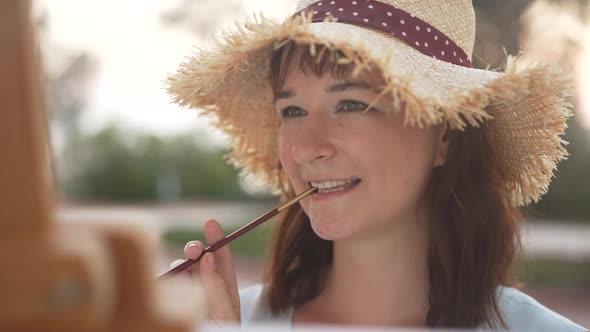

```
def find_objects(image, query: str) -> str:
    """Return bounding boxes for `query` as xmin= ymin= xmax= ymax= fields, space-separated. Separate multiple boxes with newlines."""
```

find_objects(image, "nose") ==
xmin=291 ymin=120 xmax=337 ymax=165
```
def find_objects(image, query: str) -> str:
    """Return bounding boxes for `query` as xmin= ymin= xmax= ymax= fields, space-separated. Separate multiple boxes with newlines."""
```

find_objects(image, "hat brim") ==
xmin=167 ymin=14 xmax=572 ymax=206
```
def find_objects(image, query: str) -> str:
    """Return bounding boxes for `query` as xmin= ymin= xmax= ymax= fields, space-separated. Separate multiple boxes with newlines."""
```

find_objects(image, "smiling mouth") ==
xmin=309 ymin=178 xmax=362 ymax=194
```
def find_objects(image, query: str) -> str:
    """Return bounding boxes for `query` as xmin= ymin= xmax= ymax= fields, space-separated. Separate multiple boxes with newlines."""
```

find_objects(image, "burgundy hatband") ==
xmin=297 ymin=0 xmax=473 ymax=68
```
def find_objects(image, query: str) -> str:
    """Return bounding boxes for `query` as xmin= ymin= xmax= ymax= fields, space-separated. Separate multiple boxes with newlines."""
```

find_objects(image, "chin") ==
xmin=308 ymin=215 xmax=355 ymax=241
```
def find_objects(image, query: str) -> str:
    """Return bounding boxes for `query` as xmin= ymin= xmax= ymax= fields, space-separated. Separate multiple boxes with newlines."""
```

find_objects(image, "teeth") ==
xmin=310 ymin=178 xmax=358 ymax=191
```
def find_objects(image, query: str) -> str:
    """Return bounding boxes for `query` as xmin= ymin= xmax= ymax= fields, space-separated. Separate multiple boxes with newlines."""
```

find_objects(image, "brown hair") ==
xmin=263 ymin=41 xmax=522 ymax=328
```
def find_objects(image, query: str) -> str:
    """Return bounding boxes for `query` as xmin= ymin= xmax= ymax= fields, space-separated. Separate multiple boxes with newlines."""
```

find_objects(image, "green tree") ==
xmin=62 ymin=126 xmax=246 ymax=203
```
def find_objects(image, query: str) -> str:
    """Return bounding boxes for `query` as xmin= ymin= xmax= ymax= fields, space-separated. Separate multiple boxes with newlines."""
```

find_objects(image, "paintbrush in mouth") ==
xmin=158 ymin=187 xmax=317 ymax=279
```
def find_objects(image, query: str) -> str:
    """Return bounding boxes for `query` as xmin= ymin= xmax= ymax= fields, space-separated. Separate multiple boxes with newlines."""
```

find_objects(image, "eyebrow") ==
xmin=275 ymin=81 xmax=373 ymax=101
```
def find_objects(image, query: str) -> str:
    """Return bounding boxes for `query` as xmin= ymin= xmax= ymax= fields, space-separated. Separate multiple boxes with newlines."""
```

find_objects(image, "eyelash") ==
xmin=280 ymin=100 xmax=378 ymax=119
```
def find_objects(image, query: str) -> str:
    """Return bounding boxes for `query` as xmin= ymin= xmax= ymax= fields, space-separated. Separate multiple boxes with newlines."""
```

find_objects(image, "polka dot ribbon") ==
xmin=297 ymin=0 xmax=473 ymax=68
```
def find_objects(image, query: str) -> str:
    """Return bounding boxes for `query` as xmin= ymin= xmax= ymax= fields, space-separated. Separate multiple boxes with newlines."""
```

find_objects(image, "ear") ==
xmin=434 ymin=122 xmax=451 ymax=167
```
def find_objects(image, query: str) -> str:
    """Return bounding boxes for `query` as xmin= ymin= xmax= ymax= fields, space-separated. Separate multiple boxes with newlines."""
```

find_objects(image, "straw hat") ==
xmin=167 ymin=0 xmax=573 ymax=206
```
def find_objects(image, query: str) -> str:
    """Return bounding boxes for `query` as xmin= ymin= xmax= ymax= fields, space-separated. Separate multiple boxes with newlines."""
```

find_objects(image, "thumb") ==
xmin=200 ymin=253 xmax=240 ymax=324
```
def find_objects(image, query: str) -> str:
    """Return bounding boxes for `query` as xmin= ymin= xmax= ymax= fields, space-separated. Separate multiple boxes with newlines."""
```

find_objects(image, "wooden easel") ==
xmin=0 ymin=1 xmax=204 ymax=331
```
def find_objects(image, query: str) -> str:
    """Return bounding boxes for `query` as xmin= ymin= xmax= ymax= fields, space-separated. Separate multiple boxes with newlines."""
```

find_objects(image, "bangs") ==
xmin=270 ymin=41 xmax=356 ymax=97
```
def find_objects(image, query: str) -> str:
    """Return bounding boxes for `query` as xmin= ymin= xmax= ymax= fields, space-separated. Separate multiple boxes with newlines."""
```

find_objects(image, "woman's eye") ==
xmin=337 ymin=100 xmax=374 ymax=113
xmin=280 ymin=106 xmax=306 ymax=118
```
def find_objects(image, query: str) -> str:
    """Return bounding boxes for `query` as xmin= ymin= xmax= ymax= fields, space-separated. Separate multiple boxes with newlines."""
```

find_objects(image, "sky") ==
xmin=36 ymin=0 xmax=590 ymax=146
xmin=36 ymin=0 xmax=298 ymax=145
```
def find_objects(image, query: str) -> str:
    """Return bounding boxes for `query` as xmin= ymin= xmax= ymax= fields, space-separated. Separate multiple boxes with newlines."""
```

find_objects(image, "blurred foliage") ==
xmin=163 ymin=225 xmax=271 ymax=258
xmin=527 ymin=120 xmax=590 ymax=221
xmin=61 ymin=126 xmax=247 ymax=202
xmin=40 ymin=10 xmax=250 ymax=203
xmin=472 ymin=0 xmax=589 ymax=68
xmin=472 ymin=0 xmax=532 ymax=69
xmin=164 ymin=227 xmax=590 ymax=286
xmin=472 ymin=0 xmax=590 ymax=221
xmin=515 ymin=257 xmax=590 ymax=287
xmin=45 ymin=54 xmax=251 ymax=202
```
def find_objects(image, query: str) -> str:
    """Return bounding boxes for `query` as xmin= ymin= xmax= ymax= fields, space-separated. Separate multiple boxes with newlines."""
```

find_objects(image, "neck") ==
xmin=305 ymin=213 xmax=430 ymax=327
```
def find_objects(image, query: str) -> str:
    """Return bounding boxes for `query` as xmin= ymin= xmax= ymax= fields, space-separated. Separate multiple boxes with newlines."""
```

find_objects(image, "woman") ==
xmin=167 ymin=0 xmax=587 ymax=330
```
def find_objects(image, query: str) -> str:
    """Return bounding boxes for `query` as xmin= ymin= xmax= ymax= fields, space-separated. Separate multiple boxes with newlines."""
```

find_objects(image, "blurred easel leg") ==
xmin=0 ymin=1 xmax=204 ymax=331
xmin=0 ymin=0 xmax=117 ymax=330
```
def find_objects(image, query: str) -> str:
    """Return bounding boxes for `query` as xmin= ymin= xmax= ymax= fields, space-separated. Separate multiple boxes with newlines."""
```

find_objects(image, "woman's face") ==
xmin=276 ymin=59 xmax=448 ymax=241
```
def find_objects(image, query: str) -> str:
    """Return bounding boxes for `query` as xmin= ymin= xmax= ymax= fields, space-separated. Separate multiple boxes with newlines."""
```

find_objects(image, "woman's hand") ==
xmin=170 ymin=219 xmax=240 ymax=324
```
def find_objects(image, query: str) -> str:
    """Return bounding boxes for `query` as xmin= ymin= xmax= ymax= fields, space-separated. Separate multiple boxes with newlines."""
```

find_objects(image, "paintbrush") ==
xmin=158 ymin=187 xmax=317 ymax=278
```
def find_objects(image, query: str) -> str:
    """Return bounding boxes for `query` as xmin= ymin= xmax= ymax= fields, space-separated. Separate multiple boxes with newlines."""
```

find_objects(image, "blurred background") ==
xmin=36 ymin=0 xmax=589 ymax=326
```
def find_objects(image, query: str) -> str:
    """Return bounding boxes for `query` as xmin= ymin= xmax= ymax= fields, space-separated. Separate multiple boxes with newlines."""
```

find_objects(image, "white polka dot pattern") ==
xmin=299 ymin=0 xmax=472 ymax=67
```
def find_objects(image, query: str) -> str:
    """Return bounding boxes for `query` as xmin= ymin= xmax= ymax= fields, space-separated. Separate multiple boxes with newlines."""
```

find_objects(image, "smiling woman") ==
xmin=266 ymin=41 xmax=510 ymax=327
xmin=166 ymin=0 xmax=587 ymax=331
xmin=273 ymin=44 xmax=446 ymax=243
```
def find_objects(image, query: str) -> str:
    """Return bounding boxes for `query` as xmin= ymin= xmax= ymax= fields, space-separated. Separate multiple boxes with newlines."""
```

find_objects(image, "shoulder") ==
xmin=498 ymin=286 xmax=588 ymax=332
xmin=239 ymin=283 xmax=292 ymax=326
xmin=239 ymin=284 xmax=588 ymax=330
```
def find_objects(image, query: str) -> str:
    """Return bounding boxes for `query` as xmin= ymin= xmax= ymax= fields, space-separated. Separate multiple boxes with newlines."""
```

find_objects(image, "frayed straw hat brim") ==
xmin=167 ymin=13 xmax=572 ymax=206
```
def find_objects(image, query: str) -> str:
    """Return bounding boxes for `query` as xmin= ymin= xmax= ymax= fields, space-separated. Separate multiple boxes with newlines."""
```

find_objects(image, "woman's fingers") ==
xmin=203 ymin=219 xmax=240 ymax=309
xmin=182 ymin=240 xmax=205 ymax=277
xmin=199 ymin=252 xmax=240 ymax=323
xmin=169 ymin=257 xmax=196 ymax=279
xmin=173 ymin=221 xmax=240 ymax=323
xmin=184 ymin=240 xmax=205 ymax=260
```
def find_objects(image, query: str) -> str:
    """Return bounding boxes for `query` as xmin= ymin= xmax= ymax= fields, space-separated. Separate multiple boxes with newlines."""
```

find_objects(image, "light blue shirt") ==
xmin=239 ymin=284 xmax=588 ymax=331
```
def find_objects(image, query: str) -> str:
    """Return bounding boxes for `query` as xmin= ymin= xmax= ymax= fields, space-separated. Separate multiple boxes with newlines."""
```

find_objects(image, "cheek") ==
xmin=371 ymin=127 xmax=438 ymax=204
xmin=397 ymin=132 xmax=438 ymax=194
xmin=278 ymin=130 xmax=300 ymax=186
xmin=278 ymin=130 xmax=292 ymax=169
xmin=278 ymin=130 xmax=313 ymax=212
xmin=403 ymin=177 xmax=410 ymax=188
